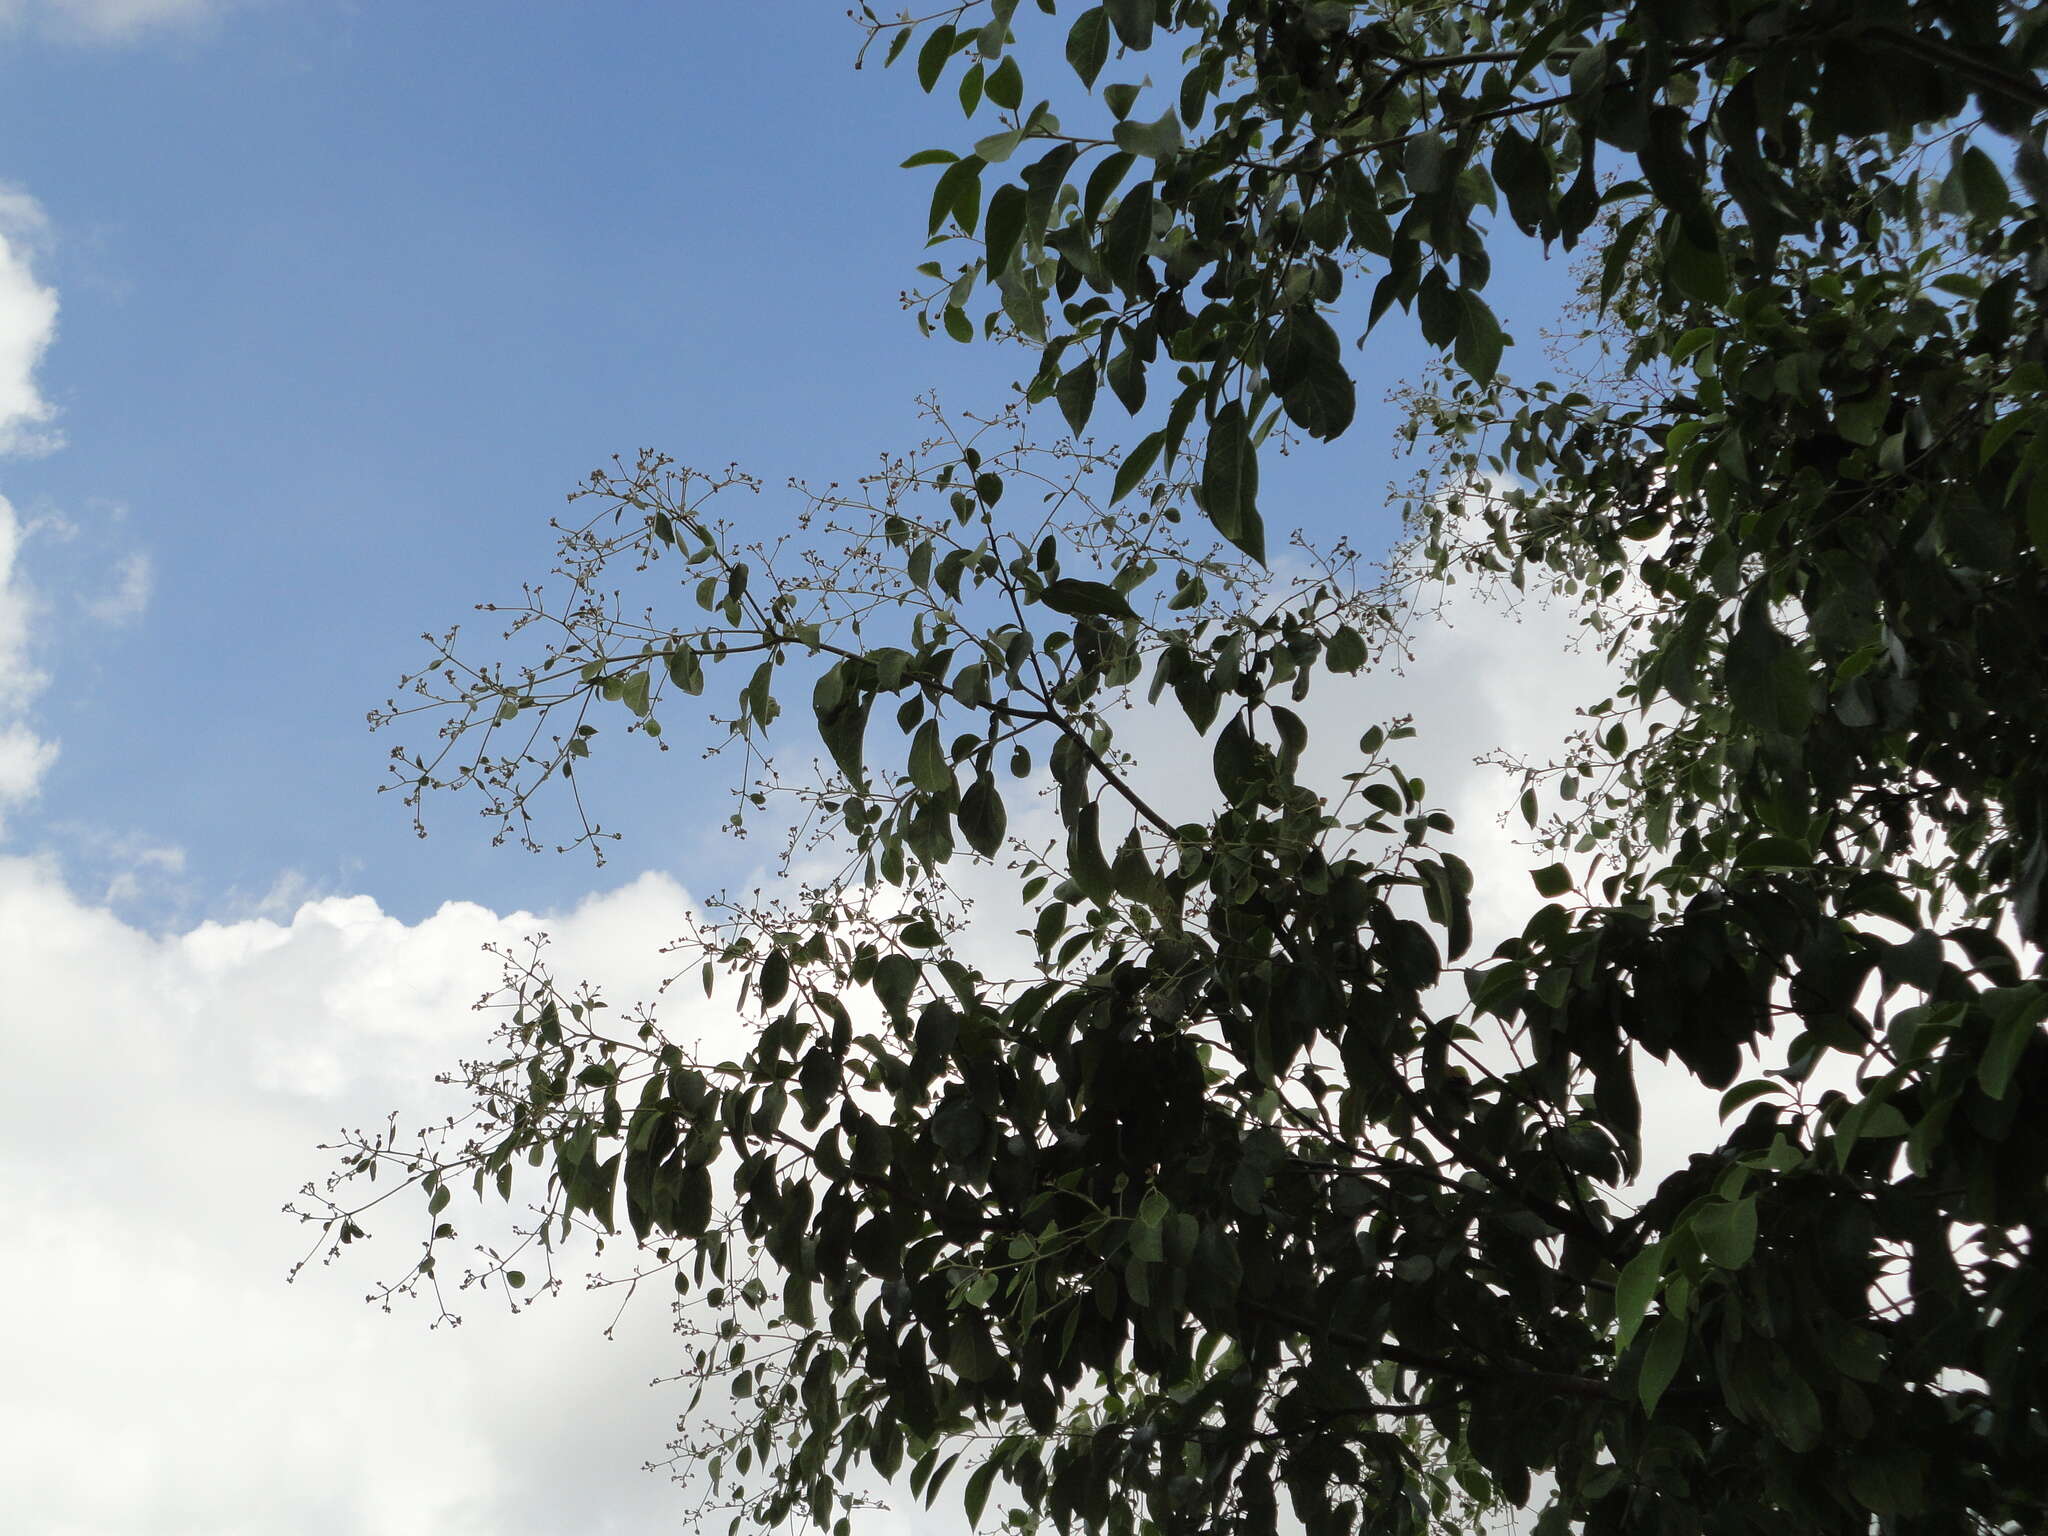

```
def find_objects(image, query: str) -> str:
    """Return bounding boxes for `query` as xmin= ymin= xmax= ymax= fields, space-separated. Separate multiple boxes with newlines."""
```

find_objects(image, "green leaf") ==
xmin=1719 ymin=1078 xmax=1787 ymax=1119
xmin=1041 ymin=578 xmax=1136 ymax=620
xmin=2029 ymin=466 xmax=2048 ymax=565
xmin=1727 ymin=595 xmax=1811 ymax=739
xmin=2016 ymin=136 xmax=2048 ymax=208
xmin=1130 ymin=1206 xmax=1166 ymax=1262
xmin=1454 ymin=289 xmax=1504 ymax=385
xmin=1105 ymin=0 xmax=1152 ymax=50
xmin=929 ymin=156 xmax=986 ymax=236
xmin=1491 ymin=125 xmax=1552 ymax=235
xmin=1735 ymin=835 xmax=1812 ymax=870
xmin=908 ymin=720 xmax=953 ymax=793
xmin=759 ymin=948 xmax=790 ymax=1008
xmin=1105 ymin=345 xmax=1146 ymax=413
xmin=1638 ymin=1311 xmax=1685 ymax=1417
xmin=1101 ymin=182 xmax=1155 ymax=286
xmin=1113 ymin=109 xmax=1182 ymax=160
xmin=1110 ymin=428 xmax=1164 ymax=503
xmin=1693 ymin=1195 xmax=1758 ymax=1269
xmin=1531 ymin=863 xmax=1573 ymax=898
xmin=676 ymin=1163 xmax=713 ymax=1237
xmin=983 ymin=183 xmax=1028 ymax=277
xmin=619 ymin=669 xmax=652 ymax=717
xmin=1848 ymin=1455 xmax=1926 ymax=1519
xmin=1064 ymin=6 xmax=1109 ymax=87
xmin=1266 ymin=308 xmax=1354 ymax=439
xmin=1201 ymin=401 xmax=1263 ymax=563
xmin=1614 ymin=1242 xmax=1663 ymax=1352
xmin=1665 ymin=230 xmax=1728 ymax=305
xmin=1405 ymin=130 xmax=1449 ymax=195
xmin=1212 ymin=713 xmax=1257 ymax=801
xmin=1978 ymin=984 xmax=2046 ymax=1100
xmin=1056 ymin=361 xmax=1097 ymax=434
xmin=958 ymin=773 xmax=1007 ymax=858
xmin=986 ymin=56 xmax=1023 ymax=111
xmin=1598 ymin=209 xmax=1651 ymax=311
xmin=665 ymin=646 xmax=704 ymax=696
xmin=1955 ymin=144 xmax=2010 ymax=221
xmin=937 ymin=159 xmax=987 ymax=240
xmin=964 ymin=1460 xmax=998 ymax=1528
xmin=814 ymin=664 xmax=871 ymax=789
xmin=973 ymin=128 xmax=1023 ymax=165
xmin=874 ymin=953 xmax=918 ymax=1018
xmin=1068 ymin=802 xmax=1115 ymax=906
xmin=1638 ymin=105 xmax=1709 ymax=244
xmin=1080 ymin=155 xmax=1135 ymax=229
xmin=1324 ymin=624 xmax=1366 ymax=674
xmin=1416 ymin=266 xmax=1460 ymax=346
xmin=917 ymin=24 xmax=956 ymax=93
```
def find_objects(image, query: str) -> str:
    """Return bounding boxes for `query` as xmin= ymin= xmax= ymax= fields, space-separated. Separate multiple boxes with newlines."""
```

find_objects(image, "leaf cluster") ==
xmin=302 ymin=4 xmax=2048 ymax=1535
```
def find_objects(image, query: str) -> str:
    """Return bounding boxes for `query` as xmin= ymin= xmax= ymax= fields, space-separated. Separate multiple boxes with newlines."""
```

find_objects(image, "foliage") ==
xmin=299 ymin=3 xmax=2048 ymax=1534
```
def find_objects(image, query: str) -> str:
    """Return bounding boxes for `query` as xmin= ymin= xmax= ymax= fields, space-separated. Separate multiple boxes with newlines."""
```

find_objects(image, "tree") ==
xmin=296 ymin=3 xmax=2048 ymax=1533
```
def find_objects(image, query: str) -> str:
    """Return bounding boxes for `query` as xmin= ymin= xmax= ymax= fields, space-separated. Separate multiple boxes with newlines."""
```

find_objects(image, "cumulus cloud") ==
xmin=0 ymin=185 xmax=59 ymax=457
xmin=0 ymin=861 xmax=763 ymax=1536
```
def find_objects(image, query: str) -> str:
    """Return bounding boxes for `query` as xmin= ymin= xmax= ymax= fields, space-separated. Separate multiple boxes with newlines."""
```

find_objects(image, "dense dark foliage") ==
xmin=300 ymin=3 xmax=2048 ymax=1533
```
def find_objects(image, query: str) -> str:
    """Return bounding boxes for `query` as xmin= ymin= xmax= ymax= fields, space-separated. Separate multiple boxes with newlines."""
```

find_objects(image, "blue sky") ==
xmin=2 ymin=0 xmax=1573 ymax=925
xmin=7 ymin=0 xmax=1042 ymax=918
xmin=0 ymin=6 xmax=1600 ymax=1532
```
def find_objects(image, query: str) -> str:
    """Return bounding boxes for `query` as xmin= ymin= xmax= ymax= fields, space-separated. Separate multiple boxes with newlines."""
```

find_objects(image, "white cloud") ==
xmin=0 ymin=495 xmax=56 ymax=828
xmin=0 ymin=185 xmax=59 ymax=457
xmin=0 ymin=0 xmax=228 ymax=43
xmin=84 ymin=547 xmax=152 ymax=624
xmin=0 ymin=189 xmax=62 ymax=830
xmin=0 ymin=719 xmax=57 ymax=802
xmin=0 ymin=859 xmax=760 ymax=1536
xmin=0 ymin=496 xmax=44 ymax=705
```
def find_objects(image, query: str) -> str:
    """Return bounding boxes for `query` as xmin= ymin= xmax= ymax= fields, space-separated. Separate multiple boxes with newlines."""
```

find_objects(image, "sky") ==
xmin=0 ymin=4 xmax=1624 ymax=1533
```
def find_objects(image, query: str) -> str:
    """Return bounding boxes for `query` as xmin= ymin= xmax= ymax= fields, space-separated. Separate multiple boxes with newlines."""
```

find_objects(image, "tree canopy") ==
xmin=298 ymin=3 xmax=2048 ymax=1533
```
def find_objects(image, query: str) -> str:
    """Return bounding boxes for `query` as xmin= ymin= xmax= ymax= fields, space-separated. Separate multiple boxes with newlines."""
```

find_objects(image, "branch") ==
xmin=1862 ymin=27 xmax=2048 ymax=113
